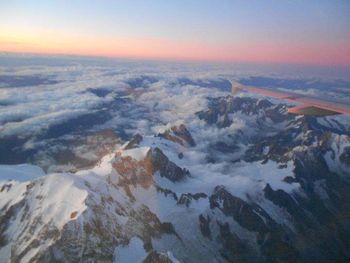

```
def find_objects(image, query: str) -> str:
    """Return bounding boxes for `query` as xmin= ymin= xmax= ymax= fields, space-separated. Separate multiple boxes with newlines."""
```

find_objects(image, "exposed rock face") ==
xmin=340 ymin=146 xmax=350 ymax=166
xmin=196 ymin=96 xmax=291 ymax=128
xmin=195 ymin=95 xmax=350 ymax=262
xmin=0 ymin=175 xmax=87 ymax=262
xmin=216 ymin=221 xmax=258 ymax=263
xmin=0 ymin=169 xmax=181 ymax=262
xmin=158 ymin=124 xmax=196 ymax=147
xmin=177 ymin=193 xmax=207 ymax=207
xmin=143 ymin=251 xmax=175 ymax=263
xmin=113 ymin=147 xmax=189 ymax=190
xmin=198 ymin=214 xmax=211 ymax=239
xmin=210 ymin=186 xmax=299 ymax=262
xmin=149 ymin=147 xmax=190 ymax=181
xmin=124 ymin=133 xmax=143 ymax=150
xmin=1 ymin=95 xmax=350 ymax=263
xmin=42 ymin=203 xmax=177 ymax=263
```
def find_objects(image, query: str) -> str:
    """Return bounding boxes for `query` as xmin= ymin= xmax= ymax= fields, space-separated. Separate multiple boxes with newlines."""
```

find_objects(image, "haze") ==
xmin=0 ymin=0 xmax=350 ymax=66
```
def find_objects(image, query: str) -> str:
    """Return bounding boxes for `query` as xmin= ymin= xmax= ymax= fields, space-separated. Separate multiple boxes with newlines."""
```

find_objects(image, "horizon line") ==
xmin=1 ymin=50 xmax=350 ymax=69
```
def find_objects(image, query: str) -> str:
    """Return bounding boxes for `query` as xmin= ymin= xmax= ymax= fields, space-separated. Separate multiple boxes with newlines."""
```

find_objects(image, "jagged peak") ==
xmin=123 ymin=133 xmax=143 ymax=150
xmin=113 ymin=146 xmax=189 ymax=186
xmin=157 ymin=124 xmax=196 ymax=147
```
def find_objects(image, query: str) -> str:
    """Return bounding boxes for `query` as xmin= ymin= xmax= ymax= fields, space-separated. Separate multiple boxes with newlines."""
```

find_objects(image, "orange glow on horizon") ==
xmin=1 ymin=31 xmax=349 ymax=66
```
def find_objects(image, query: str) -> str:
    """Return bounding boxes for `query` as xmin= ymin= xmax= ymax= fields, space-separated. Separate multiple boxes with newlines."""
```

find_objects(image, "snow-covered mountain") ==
xmin=1 ymin=56 xmax=350 ymax=262
xmin=1 ymin=96 xmax=350 ymax=262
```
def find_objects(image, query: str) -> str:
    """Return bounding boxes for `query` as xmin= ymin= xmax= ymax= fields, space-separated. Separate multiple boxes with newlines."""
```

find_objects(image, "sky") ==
xmin=0 ymin=0 xmax=349 ymax=66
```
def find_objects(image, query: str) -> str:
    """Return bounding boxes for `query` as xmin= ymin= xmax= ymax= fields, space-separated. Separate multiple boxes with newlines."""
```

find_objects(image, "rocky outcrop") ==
xmin=177 ymin=193 xmax=207 ymax=207
xmin=124 ymin=134 xmax=143 ymax=150
xmin=340 ymin=146 xmax=350 ymax=166
xmin=198 ymin=214 xmax=211 ymax=239
xmin=149 ymin=147 xmax=190 ymax=181
xmin=217 ymin=221 xmax=258 ymax=262
xmin=196 ymin=96 xmax=290 ymax=128
xmin=158 ymin=124 xmax=196 ymax=147
xmin=2 ymin=94 xmax=350 ymax=263
xmin=143 ymin=251 xmax=176 ymax=263
xmin=210 ymin=186 xmax=299 ymax=262
xmin=113 ymin=147 xmax=189 ymax=189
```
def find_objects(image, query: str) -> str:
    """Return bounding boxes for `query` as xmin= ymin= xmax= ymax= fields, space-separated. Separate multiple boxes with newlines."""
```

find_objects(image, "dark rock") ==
xmin=283 ymin=176 xmax=297 ymax=184
xmin=196 ymin=96 xmax=289 ymax=128
xmin=198 ymin=214 xmax=211 ymax=239
xmin=210 ymin=186 xmax=270 ymax=234
xmin=0 ymin=184 xmax=12 ymax=192
xmin=177 ymin=194 xmax=191 ymax=207
xmin=158 ymin=124 xmax=196 ymax=147
xmin=171 ymin=124 xmax=196 ymax=147
xmin=113 ymin=147 xmax=189 ymax=187
xmin=124 ymin=134 xmax=143 ymax=150
xmin=210 ymin=186 xmax=299 ymax=262
xmin=217 ymin=221 xmax=258 ymax=262
xmin=340 ymin=146 xmax=350 ymax=167
xmin=143 ymin=251 xmax=174 ymax=263
xmin=155 ymin=185 xmax=178 ymax=201
xmin=147 ymin=147 xmax=190 ymax=182
xmin=177 ymin=192 xmax=207 ymax=207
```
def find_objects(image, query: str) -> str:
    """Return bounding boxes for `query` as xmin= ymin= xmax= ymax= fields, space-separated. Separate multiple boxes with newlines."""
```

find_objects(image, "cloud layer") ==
xmin=1 ymin=54 xmax=350 ymax=171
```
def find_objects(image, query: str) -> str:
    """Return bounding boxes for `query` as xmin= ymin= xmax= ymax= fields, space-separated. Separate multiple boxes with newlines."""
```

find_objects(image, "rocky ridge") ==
xmin=1 ymin=97 xmax=350 ymax=262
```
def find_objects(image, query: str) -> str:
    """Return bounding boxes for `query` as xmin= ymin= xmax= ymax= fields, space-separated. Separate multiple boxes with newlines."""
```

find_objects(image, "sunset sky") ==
xmin=0 ymin=0 xmax=349 ymax=66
